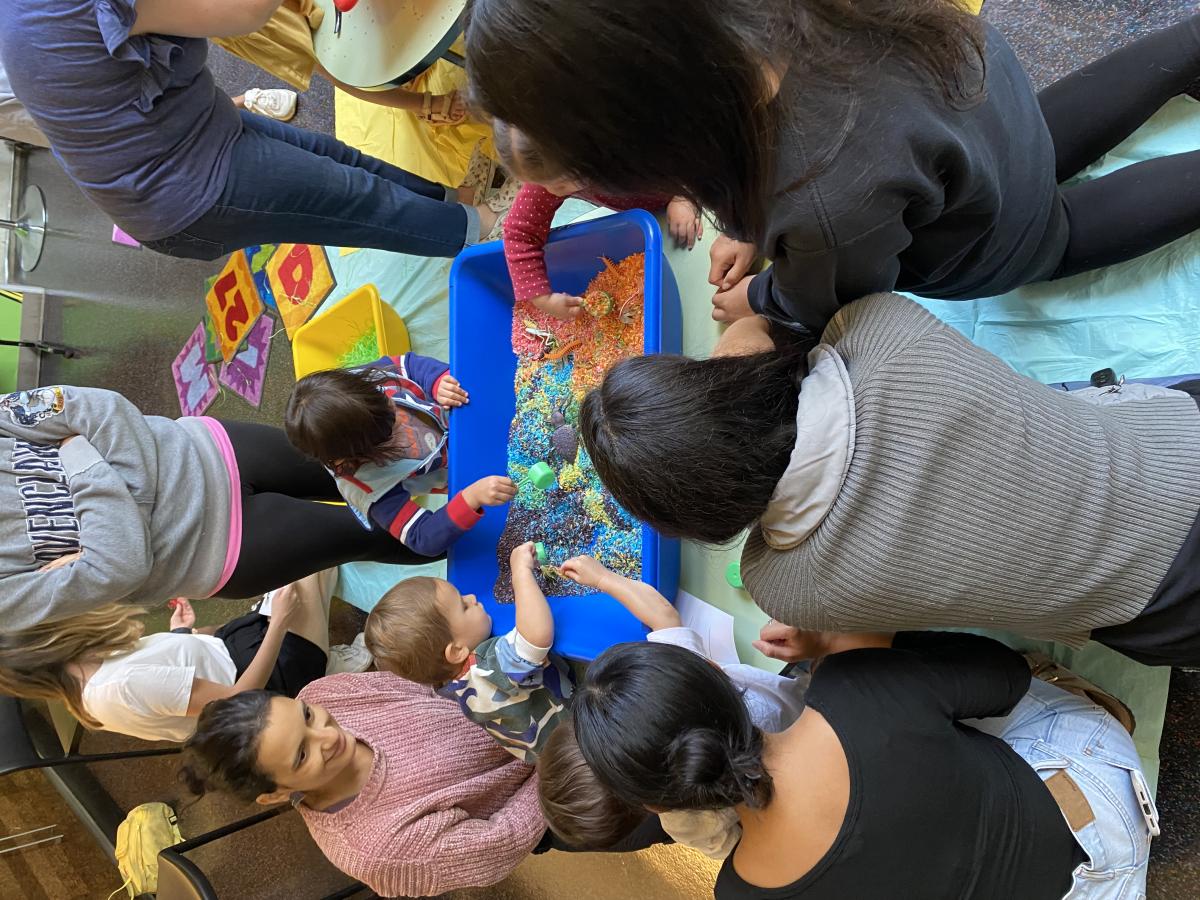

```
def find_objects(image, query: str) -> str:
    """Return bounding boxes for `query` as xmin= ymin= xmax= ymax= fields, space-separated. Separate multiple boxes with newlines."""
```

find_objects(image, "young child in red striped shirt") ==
xmin=285 ymin=353 xmax=515 ymax=556
xmin=496 ymin=119 xmax=703 ymax=321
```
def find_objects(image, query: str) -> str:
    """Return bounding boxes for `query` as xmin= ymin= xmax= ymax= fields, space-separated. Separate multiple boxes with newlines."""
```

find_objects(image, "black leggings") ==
xmin=216 ymin=421 xmax=440 ymax=599
xmin=1035 ymin=13 xmax=1200 ymax=280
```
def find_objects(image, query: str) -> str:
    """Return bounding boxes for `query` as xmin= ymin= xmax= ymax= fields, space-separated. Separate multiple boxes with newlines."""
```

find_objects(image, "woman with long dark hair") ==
xmin=572 ymin=632 xmax=1155 ymax=899
xmin=579 ymin=295 xmax=1200 ymax=666
xmin=465 ymin=2 xmax=1200 ymax=333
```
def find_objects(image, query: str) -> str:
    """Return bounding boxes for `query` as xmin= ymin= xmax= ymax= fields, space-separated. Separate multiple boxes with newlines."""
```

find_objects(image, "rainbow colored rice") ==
xmin=493 ymin=254 xmax=646 ymax=600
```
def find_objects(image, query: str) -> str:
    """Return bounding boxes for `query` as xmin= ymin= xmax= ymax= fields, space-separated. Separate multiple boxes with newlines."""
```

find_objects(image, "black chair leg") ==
xmin=169 ymin=807 xmax=289 ymax=856
xmin=48 ymin=747 xmax=182 ymax=766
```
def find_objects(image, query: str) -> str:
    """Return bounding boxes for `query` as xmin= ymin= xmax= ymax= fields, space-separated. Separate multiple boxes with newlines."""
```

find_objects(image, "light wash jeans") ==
xmin=970 ymin=678 xmax=1156 ymax=900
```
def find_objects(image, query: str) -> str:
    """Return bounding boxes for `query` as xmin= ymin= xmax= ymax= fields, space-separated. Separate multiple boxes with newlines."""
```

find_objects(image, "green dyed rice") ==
xmin=336 ymin=325 xmax=380 ymax=369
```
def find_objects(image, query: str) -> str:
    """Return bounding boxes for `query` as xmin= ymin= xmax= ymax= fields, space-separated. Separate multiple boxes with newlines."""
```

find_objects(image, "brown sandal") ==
xmin=419 ymin=90 xmax=466 ymax=126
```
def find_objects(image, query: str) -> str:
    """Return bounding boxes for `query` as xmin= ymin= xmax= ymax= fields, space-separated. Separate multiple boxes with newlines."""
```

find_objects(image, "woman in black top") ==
xmin=572 ymin=630 xmax=1155 ymax=899
xmin=465 ymin=2 xmax=1200 ymax=336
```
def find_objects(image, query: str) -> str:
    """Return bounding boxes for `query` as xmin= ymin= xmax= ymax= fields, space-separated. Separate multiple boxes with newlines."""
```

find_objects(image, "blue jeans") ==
xmin=971 ymin=679 xmax=1156 ymax=900
xmin=143 ymin=111 xmax=480 ymax=261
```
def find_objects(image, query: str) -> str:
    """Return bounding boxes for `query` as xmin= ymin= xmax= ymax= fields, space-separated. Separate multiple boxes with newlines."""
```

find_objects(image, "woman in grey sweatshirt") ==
xmin=0 ymin=385 xmax=435 ymax=629
xmin=580 ymin=294 xmax=1200 ymax=667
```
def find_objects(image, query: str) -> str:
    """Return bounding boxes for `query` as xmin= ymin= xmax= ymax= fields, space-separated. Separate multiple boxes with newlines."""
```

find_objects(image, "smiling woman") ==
xmin=180 ymin=671 xmax=546 ymax=897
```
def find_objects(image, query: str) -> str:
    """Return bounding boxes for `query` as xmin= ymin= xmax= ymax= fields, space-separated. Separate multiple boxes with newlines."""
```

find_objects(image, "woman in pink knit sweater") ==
xmin=180 ymin=671 xmax=545 ymax=896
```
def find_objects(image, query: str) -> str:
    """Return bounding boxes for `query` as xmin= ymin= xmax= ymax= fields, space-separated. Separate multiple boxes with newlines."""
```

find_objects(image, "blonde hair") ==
xmin=364 ymin=577 xmax=459 ymax=686
xmin=0 ymin=604 xmax=146 ymax=729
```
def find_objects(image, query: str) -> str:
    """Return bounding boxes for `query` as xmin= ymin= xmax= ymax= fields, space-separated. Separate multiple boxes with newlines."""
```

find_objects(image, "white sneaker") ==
xmin=326 ymin=633 xmax=373 ymax=674
xmin=243 ymin=88 xmax=298 ymax=122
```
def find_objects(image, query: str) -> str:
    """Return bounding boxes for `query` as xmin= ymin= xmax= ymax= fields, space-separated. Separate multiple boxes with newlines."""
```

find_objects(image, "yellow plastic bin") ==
xmin=291 ymin=284 xmax=411 ymax=378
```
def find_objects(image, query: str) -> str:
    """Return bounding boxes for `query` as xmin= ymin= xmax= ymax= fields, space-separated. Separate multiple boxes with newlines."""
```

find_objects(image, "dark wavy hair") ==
xmin=579 ymin=350 xmax=805 ymax=544
xmin=573 ymin=642 xmax=773 ymax=811
xmin=179 ymin=691 xmax=278 ymax=802
xmin=285 ymin=367 xmax=397 ymax=469
xmin=465 ymin=0 xmax=984 ymax=241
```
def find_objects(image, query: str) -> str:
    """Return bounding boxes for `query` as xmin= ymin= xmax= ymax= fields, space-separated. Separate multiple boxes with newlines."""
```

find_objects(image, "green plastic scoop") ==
xmin=519 ymin=461 xmax=557 ymax=492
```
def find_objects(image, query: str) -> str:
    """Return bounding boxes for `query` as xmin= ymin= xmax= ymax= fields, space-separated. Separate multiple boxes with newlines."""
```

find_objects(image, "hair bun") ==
xmin=666 ymin=727 xmax=771 ymax=809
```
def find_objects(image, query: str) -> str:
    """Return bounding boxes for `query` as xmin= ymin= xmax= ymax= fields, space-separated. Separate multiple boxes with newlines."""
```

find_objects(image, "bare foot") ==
xmin=476 ymin=203 xmax=499 ymax=240
xmin=457 ymin=184 xmax=477 ymax=205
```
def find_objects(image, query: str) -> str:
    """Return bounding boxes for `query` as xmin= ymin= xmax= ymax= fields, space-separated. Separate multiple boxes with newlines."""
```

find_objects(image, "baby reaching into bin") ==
xmin=495 ymin=120 xmax=703 ymax=321
xmin=364 ymin=541 xmax=574 ymax=762
xmin=365 ymin=542 xmax=809 ymax=855
xmin=285 ymin=353 xmax=516 ymax=557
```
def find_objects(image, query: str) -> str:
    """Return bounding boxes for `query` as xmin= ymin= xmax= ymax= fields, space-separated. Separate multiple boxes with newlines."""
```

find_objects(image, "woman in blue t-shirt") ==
xmin=0 ymin=0 xmax=496 ymax=260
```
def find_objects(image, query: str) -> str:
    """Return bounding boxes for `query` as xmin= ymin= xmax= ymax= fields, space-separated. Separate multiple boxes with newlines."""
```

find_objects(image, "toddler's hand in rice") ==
xmin=558 ymin=554 xmax=609 ymax=589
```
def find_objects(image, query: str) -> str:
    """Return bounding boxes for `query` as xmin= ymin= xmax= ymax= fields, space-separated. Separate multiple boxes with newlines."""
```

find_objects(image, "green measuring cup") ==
xmin=518 ymin=461 xmax=557 ymax=492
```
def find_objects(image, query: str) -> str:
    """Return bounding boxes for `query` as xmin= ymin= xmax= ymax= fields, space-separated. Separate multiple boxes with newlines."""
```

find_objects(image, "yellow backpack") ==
xmin=110 ymin=802 xmax=183 ymax=899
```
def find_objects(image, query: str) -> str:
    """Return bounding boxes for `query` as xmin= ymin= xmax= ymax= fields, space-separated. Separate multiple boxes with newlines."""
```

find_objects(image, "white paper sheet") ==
xmin=674 ymin=589 xmax=741 ymax=667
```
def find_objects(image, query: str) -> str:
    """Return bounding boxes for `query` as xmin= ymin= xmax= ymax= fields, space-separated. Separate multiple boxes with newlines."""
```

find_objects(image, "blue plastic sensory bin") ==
xmin=448 ymin=210 xmax=682 ymax=660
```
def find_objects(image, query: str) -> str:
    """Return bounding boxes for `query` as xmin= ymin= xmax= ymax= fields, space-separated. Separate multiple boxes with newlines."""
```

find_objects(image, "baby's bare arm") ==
xmin=511 ymin=543 xmax=554 ymax=649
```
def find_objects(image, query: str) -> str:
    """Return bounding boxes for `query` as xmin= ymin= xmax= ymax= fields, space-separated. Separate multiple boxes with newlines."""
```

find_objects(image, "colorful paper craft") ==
xmin=202 ymin=316 xmax=223 ymax=364
xmin=219 ymin=313 xmax=274 ymax=407
xmin=111 ymin=225 xmax=140 ymax=248
xmin=172 ymin=322 xmax=220 ymax=417
xmin=205 ymin=253 xmax=265 ymax=363
xmin=266 ymin=244 xmax=336 ymax=339
xmin=245 ymin=244 xmax=279 ymax=310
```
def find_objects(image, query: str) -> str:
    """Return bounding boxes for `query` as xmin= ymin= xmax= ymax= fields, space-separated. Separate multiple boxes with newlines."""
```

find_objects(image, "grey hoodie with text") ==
xmin=0 ymin=385 xmax=231 ymax=629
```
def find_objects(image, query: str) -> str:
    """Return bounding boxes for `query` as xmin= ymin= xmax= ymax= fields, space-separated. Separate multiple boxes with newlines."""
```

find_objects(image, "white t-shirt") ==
xmin=81 ymin=633 xmax=238 ymax=742
xmin=646 ymin=626 xmax=811 ymax=859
